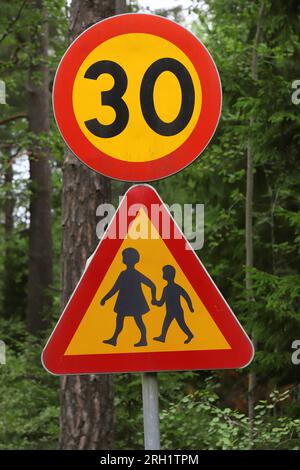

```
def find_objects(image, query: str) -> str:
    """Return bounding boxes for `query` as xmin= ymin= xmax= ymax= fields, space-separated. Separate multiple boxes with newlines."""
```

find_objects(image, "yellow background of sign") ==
xmin=72 ymin=33 xmax=202 ymax=162
xmin=65 ymin=210 xmax=230 ymax=356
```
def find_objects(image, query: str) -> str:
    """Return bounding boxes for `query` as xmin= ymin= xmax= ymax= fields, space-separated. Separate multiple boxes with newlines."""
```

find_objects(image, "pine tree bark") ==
xmin=59 ymin=0 xmax=126 ymax=450
xmin=27 ymin=0 xmax=53 ymax=334
xmin=3 ymin=158 xmax=15 ymax=318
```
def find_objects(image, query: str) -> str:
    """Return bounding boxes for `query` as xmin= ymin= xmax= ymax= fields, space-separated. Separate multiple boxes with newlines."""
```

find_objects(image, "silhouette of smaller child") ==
xmin=153 ymin=265 xmax=194 ymax=344
xmin=100 ymin=247 xmax=156 ymax=347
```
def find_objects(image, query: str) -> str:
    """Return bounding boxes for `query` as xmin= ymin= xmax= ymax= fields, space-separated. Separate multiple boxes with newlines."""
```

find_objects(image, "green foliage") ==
xmin=0 ymin=320 xmax=59 ymax=450
xmin=0 ymin=0 xmax=66 ymax=321
xmin=115 ymin=374 xmax=144 ymax=449
xmin=115 ymin=371 xmax=199 ymax=450
xmin=176 ymin=0 xmax=300 ymax=386
xmin=115 ymin=373 xmax=300 ymax=450
xmin=160 ymin=382 xmax=300 ymax=450
xmin=0 ymin=0 xmax=300 ymax=451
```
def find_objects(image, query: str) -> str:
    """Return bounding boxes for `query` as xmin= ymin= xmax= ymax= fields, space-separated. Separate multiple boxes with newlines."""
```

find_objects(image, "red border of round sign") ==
xmin=42 ymin=185 xmax=254 ymax=375
xmin=53 ymin=14 xmax=222 ymax=182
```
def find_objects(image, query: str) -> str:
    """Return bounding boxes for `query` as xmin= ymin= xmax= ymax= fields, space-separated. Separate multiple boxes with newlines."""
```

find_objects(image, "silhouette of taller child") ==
xmin=100 ymin=248 xmax=156 ymax=347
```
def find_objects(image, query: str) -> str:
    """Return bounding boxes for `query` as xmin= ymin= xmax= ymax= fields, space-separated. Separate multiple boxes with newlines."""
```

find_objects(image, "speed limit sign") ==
xmin=53 ymin=14 xmax=222 ymax=181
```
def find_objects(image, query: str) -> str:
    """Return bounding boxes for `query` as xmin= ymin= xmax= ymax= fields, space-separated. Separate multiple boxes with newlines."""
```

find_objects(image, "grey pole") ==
xmin=142 ymin=372 xmax=160 ymax=450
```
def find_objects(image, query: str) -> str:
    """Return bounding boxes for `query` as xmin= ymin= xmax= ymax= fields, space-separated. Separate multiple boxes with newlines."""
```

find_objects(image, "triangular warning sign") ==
xmin=42 ymin=185 xmax=254 ymax=374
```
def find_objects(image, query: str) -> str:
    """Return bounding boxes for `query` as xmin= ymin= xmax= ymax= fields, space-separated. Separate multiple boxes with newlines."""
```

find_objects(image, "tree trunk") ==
xmin=2 ymin=157 xmax=15 ymax=318
xmin=246 ymin=0 xmax=264 ymax=448
xmin=59 ymin=0 xmax=126 ymax=450
xmin=115 ymin=0 xmax=127 ymax=15
xmin=27 ymin=0 xmax=53 ymax=335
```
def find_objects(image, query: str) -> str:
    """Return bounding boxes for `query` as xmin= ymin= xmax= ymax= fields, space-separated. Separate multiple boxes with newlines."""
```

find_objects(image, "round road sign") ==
xmin=53 ymin=14 xmax=222 ymax=181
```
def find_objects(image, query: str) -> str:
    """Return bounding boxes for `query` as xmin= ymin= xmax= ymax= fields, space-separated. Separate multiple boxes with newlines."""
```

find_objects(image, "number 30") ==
xmin=84 ymin=58 xmax=195 ymax=138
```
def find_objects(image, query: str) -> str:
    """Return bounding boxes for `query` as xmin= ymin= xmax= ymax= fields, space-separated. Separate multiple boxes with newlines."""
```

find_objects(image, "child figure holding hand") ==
xmin=153 ymin=265 xmax=194 ymax=344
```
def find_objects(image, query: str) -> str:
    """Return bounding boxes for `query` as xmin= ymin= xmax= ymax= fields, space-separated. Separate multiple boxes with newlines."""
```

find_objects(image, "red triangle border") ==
xmin=42 ymin=185 xmax=254 ymax=375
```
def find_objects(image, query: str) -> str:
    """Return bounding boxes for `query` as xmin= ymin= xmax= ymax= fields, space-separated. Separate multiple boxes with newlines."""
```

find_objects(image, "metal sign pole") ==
xmin=142 ymin=372 xmax=160 ymax=450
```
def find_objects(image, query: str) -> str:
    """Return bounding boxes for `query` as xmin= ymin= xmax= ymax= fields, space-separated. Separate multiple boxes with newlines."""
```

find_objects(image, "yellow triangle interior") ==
xmin=65 ymin=209 xmax=231 ymax=355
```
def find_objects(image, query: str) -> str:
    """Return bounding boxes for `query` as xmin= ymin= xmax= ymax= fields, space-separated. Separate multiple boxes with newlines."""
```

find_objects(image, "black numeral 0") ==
xmin=140 ymin=58 xmax=195 ymax=136
xmin=84 ymin=60 xmax=129 ymax=138
xmin=83 ymin=58 xmax=195 ymax=138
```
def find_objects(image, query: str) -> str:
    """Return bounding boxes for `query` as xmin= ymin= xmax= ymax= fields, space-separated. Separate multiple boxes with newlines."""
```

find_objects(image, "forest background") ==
xmin=0 ymin=0 xmax=300 ymax=450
